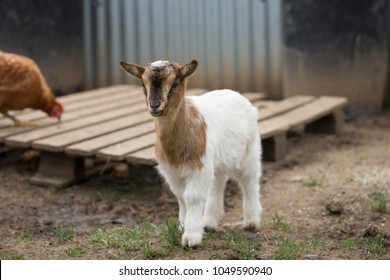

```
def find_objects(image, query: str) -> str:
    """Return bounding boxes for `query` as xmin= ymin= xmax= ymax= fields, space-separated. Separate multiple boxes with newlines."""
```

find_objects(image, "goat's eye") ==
xmin=171 ymin=83 xmax=179 ymax=90
xmin=141 ymin=83 xmax=147 ymax=95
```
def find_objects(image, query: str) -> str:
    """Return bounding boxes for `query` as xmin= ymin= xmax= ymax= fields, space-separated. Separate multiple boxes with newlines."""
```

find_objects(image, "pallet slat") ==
xmin=241 ymin=92 xmax=266 ymax=102
xmin=0 ymin=88 xmax=143 ymax=135
xmin=185 ymin=88 xmax=208 ymax=96
xmin=57 ymin=84 xmax=136 ymax=104
xmin=97 ymin=132 xmax=156 ymax=161
xmin=32 ymin=111 xmax=152 ymax=152
xmin=268 ymin=96 xmax=347 ymax=129
xmin=4 ymin=97 xmax=147 ymax=146
xmin=66 ymin=122 xmax=155 ymax=157
xmin=127 ymin=146 xmax=157 ymax=165
xmin=0 ymin=85 xmax=136 ymax=125
xmin=258 ymin=95 xmax=316 ymax=120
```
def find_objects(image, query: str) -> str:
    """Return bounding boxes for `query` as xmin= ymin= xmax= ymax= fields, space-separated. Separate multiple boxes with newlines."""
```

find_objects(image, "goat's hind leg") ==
xmin=236 ymin=150 xmax=262 ymax=231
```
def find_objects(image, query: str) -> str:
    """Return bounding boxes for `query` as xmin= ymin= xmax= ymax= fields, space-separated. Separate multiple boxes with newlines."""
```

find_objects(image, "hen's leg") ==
xmin=1 ymin=111 xmax=34 ymax=126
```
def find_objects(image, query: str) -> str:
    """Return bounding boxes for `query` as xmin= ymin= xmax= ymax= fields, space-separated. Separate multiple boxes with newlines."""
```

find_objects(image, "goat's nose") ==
xmin=150 ymin=102 xmax=161 ymax=109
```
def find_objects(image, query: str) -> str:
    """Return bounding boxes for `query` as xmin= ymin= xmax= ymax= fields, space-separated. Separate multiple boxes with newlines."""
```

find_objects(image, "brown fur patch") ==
xmin=155 ymin=98 xmax=207 ymax=169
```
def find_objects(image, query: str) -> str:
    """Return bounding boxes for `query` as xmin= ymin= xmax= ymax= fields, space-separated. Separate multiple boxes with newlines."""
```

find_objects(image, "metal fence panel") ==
xmin=84 ymin=0 xmax=276 ymax=93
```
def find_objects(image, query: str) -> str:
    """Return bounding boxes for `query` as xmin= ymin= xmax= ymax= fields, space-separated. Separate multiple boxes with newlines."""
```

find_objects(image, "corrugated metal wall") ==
xmin=84 ymin=0 xmax=282 ymax=95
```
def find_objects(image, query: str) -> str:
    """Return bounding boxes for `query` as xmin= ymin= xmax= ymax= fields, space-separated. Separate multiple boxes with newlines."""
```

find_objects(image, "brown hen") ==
xmin=0 ymin=51 xmax=64 ymax=126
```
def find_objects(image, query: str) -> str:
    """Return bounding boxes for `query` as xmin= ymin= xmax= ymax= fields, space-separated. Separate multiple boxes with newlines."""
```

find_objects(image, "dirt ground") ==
xmin=0 ymin=111 xmax=389 ymax=260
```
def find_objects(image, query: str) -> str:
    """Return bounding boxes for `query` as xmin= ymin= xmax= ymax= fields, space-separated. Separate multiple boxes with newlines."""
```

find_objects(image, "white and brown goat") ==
xmin=120 ymin=59 xmax=262 ymax=247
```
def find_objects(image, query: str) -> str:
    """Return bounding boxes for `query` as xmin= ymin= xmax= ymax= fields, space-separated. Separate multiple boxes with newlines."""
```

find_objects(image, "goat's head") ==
xmin=120 ymin=60 xmax=198 ymax=117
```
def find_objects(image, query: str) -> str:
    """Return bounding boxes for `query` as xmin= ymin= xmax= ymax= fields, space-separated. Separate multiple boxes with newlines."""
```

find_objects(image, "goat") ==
xmin=120 ymin=59 xmax=262 ymax=247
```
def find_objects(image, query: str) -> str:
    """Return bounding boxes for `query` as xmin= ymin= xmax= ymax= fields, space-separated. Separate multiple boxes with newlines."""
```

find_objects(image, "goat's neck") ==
xmin=154 ymin=96 xmax=207 ymax=169
xmin=155 ymin=96 xmax=188 ymax=132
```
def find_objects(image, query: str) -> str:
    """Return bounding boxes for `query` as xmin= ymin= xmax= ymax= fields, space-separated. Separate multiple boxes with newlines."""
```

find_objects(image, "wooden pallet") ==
xmin=1 ymin=85 xmax=347 ymax=187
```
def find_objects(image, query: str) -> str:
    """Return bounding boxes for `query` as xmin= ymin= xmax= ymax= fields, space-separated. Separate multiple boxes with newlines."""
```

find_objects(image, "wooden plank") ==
xmin=32 ymin=111 xmax=152 ymax=152
xmin=241 ymin=92 xmax=266 ymax=102
xmin=58 ymin=89 xmax=144 ymax=113
xmin=57 ymin=84 xmax=136 ymax=104
xmin=97 ymin=132 xmax=156 ymax=161
xmin=186 ymin=88 xmax=208 ymax=96
xmin=3 ymin=95 xmax=147 ymax=145
xmin=0 ymin=87 xmax=143 ymax=128
xmin=0 ymin=85 xmax=135 ymax=123
xmin=258 ymin=95 xmax=316 ymax=120
xmin=259 ymin=117 xmax=289 ymax=139
xmin=127 ymin=146 xmax=157 ymax=166
xmin=271 ymin=96 xmax=347 ymax=129
xmin=66 ymin=121 xmax=155 ymax=157
xmin=252 ymin=100 xmax=278 ymax=108
xmin=258 ymin=96 xmax=347 ymax=138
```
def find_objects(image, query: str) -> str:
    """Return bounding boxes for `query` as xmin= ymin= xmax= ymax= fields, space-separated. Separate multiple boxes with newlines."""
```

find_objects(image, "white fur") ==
xmin=156 ymin=89 xmax=262 ymax=247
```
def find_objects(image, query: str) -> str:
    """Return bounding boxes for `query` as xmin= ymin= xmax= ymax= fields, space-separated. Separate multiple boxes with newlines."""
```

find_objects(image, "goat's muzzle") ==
xmin=149 ymin=104 xmax=164 ymax=117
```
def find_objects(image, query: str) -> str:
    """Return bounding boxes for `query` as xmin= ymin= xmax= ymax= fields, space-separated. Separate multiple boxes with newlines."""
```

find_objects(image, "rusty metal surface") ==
xmin=0 ymin=0 xmax=84 ymax=96
xmin=282 ymin=0 xmax=389 ymax=116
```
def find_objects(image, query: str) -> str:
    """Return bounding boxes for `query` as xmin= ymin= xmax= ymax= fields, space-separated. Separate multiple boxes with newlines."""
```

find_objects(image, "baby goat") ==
xmin=120 ymin=59 xmax=262 ymax=247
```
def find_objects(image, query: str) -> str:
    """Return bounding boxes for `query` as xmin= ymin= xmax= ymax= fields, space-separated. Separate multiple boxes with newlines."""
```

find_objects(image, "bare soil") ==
xmin=0 ymin=112 xmax=389 ymax=259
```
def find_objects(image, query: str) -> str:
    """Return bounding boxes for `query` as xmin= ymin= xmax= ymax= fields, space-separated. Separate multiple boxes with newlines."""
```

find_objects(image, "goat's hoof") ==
xmin=204 ymin=226 xmax=216 ymax=233
xmin=243 ymin=223 xmax=260 ymax=232
xmin=181 ymin=232 xmax=202 ymax=248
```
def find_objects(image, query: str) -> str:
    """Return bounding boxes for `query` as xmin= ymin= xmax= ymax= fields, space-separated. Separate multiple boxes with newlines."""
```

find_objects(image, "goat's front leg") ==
xmin=161 ymin=171 xmax=186 ymax=226
xmin=181 ymin=171 xmax=210 ymax=247
xmin=203 ymin=172 xmax=227 ymax=231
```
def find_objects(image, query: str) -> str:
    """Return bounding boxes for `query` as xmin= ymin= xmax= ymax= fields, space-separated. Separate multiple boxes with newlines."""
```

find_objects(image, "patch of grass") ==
xmin=301 ymin=176 xmax=320 ymax=187
xmin=140 ymin=240 xmax=164 ymax=259
xmin=306 ymin=237 xmax=327 ymax=251
xmin=141 ymin=220 xmax=183 ymax=259
xmin=223 ymin=231 xmax=261 ymax=260
xmin=364 ymin=236 xmax=384 ymax=256
xmin=89 ymin=223 xmax=155 ymax=251
xmin=89 ymin=221 xmax=183 ymax=259
xmin=0 ymin=251 xmax=25 ymax=260
xmin=345 ymin=175 xmax=354 ymax=183
xmin=340 ymin=238 xmax=357 ymax=250
xmin=18 ymin=231 xmax=35 ymax=245
xmin=54 ymin=225 xmax=75 ymax=243
xmin=158 ymin=219 xmax=182 ymax=251
xmin=368 ymin=190 xmax=387 ymax=213
xmin=272 ymin=212 xmax=290 ymax=232
xmin=209 ymin=253 xmax=221 ymax=260
xmin=66 ymin=247 xmax=85 ymax=258
xmin=274 ymin=238 xmax=301 ymax=260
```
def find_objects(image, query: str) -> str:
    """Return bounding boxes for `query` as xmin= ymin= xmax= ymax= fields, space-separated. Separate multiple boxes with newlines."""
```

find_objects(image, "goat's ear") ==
xmin=120 ymin=61 xmax=145 ymax=79
xmin=180 ymin=60 xmax=198 ymax=79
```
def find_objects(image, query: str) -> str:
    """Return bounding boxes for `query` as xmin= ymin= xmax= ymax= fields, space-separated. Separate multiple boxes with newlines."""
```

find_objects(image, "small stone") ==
xmin=363 ymin=224 xmax=380 ymax=238
xmin=42 ymin=219 xmax=53 ymax=226
xmin=20 ymin=150 xmax=40 ymax=162
xmin=84 ymin=158 xmax=95 ymax=170
xmin=113 ymin=163 xmax=129 ymax=180
xmin=326 ymin=201 xmax=344 ymax=215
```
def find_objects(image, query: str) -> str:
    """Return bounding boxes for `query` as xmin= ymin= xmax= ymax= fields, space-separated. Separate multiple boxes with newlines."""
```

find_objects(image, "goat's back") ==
xmin=187 ymin=89 xmax=260 ymax=172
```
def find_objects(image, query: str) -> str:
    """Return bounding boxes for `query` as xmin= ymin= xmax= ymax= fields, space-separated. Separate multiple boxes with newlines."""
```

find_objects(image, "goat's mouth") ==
xmin=150 ymin=108 xmax=165 ymax=117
